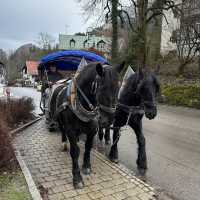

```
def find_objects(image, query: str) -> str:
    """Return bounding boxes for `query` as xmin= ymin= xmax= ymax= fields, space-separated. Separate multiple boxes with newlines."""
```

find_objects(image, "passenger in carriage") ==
xmin=41 ymin=65 xmax=63 ymax=94
xmin=42 ymin=65 xmax=63 ymax=127
xmin=47 ymin=65 xmax=63 ymax=84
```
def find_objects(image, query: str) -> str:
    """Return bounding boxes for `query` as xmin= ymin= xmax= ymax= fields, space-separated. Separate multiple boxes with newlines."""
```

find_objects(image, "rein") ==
xmin=74 ymin=79 xmax=95 ymax=111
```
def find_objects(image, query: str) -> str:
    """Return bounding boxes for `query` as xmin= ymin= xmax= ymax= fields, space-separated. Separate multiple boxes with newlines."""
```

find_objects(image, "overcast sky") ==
xmin=0 ymin=0 xmax=89 ymax=51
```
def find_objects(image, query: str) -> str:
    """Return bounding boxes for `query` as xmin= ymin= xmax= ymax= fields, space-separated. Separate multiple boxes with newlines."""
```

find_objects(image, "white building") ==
xmin=59 ymin=34 xmax=111 ymax=58
xmin=160 ymin=1 xmax=182 ymax=56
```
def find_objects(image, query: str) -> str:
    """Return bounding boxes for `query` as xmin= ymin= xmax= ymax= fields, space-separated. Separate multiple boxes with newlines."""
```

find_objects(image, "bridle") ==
xmin=91 ymin=75 xmax=117 ymax=114
xmin=133 ymin=76 xmax=157 ymax=109
xmin=117 ymin=75 xmax=158 ymax=119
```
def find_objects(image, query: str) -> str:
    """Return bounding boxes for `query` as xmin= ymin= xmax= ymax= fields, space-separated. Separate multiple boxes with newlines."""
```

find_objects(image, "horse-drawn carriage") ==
xmin=38 ymin=50 xmax=109 ymax=131
xmin=38 ymin=50 xmax=160 ymax=188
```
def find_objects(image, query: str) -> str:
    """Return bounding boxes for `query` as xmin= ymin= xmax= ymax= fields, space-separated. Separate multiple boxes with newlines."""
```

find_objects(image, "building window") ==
xmin=83 ymin=40 xmax=87 ymax=48
xmin=97 ymin=40 xmax=106 ymax=51
xmin=70 ymin=39 xmax=76 ymax=48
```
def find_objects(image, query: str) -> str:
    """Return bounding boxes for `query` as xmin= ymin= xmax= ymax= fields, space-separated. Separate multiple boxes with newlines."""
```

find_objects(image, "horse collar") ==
xmin=69 ymin=78 xmax=99 ymax=123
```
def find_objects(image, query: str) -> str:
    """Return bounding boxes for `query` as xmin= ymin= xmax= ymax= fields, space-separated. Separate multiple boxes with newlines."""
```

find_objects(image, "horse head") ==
xmin=77 ymin=61 xmax=125 ymax=127
xmin=135 ymin=65 xmax=160 ymax=120
xmin=96 ymin=62 xmax=125 ymax=127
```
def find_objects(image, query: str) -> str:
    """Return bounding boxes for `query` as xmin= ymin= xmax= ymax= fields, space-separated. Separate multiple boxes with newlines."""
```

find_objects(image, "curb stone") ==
xmin=90 ymin=145 xmax=157 ymax=198
xmin=10 ymin=117 xmax=42 ymax=136
xmin=15 ymin=150 xmax=43 ymax=200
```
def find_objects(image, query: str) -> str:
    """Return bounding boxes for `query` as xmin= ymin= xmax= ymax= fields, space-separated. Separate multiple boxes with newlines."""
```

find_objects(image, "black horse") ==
xmin=108 ymin=67 xmax=160 ymax=175
xmin=52 ymin=62 xmax=125 ymax=189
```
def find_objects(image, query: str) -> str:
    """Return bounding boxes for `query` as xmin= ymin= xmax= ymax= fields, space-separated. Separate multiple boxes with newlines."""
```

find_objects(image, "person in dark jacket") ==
xmin=47 ymin=65 xmax=63 ymax=83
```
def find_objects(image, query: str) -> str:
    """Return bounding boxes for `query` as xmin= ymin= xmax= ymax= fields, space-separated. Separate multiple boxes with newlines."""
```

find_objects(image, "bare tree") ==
xmin=79 ymin=0 xmax=132 ymax=63
xmin=79 ymin=0 xmax=180 ymax=67
xmin=172 ymin=24 xmax=200 ymax=74
xmin=130 ymin=0 xmax=181 ymax=68
xmin=37 ymin=32 xmax=55 ymax=50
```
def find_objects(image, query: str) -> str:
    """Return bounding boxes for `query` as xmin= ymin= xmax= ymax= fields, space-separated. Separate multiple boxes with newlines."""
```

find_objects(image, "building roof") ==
xmin=26 ymin=61 xmax=40 ymax=75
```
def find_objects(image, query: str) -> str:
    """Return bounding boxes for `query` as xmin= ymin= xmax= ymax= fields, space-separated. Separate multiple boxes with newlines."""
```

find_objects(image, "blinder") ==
xmin=91 ymin=75 xmax=117 ymax=115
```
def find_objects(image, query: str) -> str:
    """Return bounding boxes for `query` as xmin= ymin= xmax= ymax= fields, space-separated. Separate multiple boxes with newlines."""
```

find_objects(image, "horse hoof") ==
xmin=62 ymin=143 xmax=68 ymax=151
xmin=48 ymin=127 xmax=55 ymax=132
xmin=105 ymin=140 xmax=111 ymax=145
xmin=82 ymin=167 xmax=91 ymax=175
xmin=97 ymin=141 xmax=104 ymax=152
xmin=74 ymin=181 xmax=84 ymax=189
xmin=109 ymin=156 xmax=119 ymax=164
xmin=138 ymin=168 xmax=147 ymax=176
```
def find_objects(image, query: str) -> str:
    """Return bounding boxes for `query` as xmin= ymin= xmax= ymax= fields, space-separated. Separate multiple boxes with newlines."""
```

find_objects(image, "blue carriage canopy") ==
xmin=38 ymin=50 xmax=109 ymax=71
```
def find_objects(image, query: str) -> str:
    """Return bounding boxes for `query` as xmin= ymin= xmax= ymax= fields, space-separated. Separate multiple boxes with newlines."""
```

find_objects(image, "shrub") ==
xmin=0 ymin=97 xmax=35 ymax=128
xmin=162 ymin=84 xmax=200 ymax=109
xmin=0 ymin=117 xmax=15 ymax=168
xmin=0 ymin=97 xmax=35 ymax=168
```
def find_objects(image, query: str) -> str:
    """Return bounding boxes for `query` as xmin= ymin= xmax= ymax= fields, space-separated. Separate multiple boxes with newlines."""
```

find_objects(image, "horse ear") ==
xmin=154 ymin=64 xmax=160 ymax=75
xmin=115 ymin=61 xmax=125 ymax=73
xmin=96 ymin=63 xmax=104 ymax=77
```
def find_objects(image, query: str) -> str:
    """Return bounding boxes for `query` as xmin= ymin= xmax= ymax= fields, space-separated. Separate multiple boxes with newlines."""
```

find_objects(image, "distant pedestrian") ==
xmin=5 ymin=87 xmax=10 ymax=101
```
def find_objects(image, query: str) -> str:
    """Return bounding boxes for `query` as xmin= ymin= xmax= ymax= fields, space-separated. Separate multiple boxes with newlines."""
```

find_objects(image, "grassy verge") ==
xmin=0 ymin=169 xmax=32 ymax=200
xmin=161 ymin=84 xmax=200 ymax=109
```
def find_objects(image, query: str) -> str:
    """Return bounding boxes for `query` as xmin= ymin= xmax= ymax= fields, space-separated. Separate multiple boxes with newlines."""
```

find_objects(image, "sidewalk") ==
xmin=13 ymin=120 xmax=156 ymax=200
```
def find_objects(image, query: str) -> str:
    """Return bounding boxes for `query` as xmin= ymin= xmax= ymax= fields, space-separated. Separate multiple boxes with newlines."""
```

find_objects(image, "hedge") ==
xmin=0 ymin=97 xmax=35 ymax=168
xmin=161 ymin=84 xmax=200 ymax=109
xmin=0 ymin=97 xmax=35 ymax=128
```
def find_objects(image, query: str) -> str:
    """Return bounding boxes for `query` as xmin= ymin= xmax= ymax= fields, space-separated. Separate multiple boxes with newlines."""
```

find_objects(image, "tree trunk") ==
xmin=136 ymin=0 xmax=148 ymax=68
xmin=198 ymin=55 xmax=200 ymax=73
xmin=146 ymin=0 xmax=164 ymax=67
xmin=111 ymin=0 xmax=118 ymax=64
xmin=178 ymin=62 xmax=187 ymax=75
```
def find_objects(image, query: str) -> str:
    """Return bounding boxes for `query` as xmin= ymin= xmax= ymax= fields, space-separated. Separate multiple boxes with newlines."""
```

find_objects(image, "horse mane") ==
xmin=76 ymin=62 xmax=99 ymax=85
xmin=121 ymin=72 xmax=139 ymax=97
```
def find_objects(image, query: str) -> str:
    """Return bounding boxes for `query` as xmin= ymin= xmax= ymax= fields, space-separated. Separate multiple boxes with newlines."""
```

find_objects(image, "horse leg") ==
xmin=67 ymin=131 xmax=84 ymax=189
xmin=129 ymin=120 xmax=147 ymax=175
xmin=109 ymin=127 xmax=120 ymax=163
xmin=98 ymin=126 xmax=104 ymax=142
xmin=104 ymin=127 xmax=111 ymax=145
xmin=58 ymin=117 xmax=68 ymax=151
xmin=82 ymin=130 xmax=96 ymax=175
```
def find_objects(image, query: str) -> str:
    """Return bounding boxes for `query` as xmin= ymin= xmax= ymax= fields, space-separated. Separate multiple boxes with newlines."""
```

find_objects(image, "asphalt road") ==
xmin=118 ymin=105 xmax=200 ymax=200
xmin=11 ymin=87 xmax=200 ymax=200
